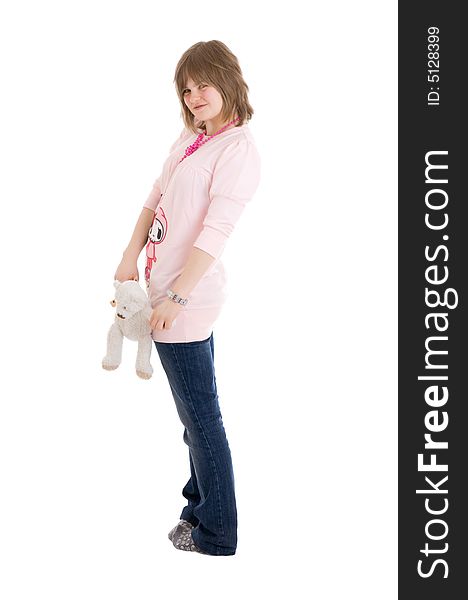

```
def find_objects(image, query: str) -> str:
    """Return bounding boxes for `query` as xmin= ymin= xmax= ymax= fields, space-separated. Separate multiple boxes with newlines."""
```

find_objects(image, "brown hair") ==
xmin=173 ymin=40 xmax=254 ymax=134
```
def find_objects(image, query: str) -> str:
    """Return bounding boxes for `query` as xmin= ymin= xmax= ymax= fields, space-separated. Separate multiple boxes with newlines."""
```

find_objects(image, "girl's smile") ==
xmin=183 ymin=77 xmax=232 ymax=135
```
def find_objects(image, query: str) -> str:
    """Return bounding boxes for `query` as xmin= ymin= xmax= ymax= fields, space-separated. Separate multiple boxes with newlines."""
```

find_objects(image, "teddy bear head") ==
xmin=111 ymin=280 xmax=148 ymax=320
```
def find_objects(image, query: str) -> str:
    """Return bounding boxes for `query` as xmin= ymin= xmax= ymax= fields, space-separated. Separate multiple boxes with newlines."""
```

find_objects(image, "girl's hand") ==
xmin=114 ymin=256 xmax=139 ymax=282
xmin=150 ymin=298 xmax=182 ymax=331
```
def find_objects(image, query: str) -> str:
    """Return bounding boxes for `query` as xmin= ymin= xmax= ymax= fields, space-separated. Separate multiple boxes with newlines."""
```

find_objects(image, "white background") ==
xmin=0 ymin=1 xmax=397 ymax=598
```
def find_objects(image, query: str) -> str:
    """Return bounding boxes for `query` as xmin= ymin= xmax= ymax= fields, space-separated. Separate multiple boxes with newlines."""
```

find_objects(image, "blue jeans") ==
xmin=153 ymin=332 xmax=237 ymax=556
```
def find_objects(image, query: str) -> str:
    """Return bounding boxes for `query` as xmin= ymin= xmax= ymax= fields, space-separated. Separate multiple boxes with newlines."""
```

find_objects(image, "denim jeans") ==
xmin=154 ymin=332 xmax=237 ymax=556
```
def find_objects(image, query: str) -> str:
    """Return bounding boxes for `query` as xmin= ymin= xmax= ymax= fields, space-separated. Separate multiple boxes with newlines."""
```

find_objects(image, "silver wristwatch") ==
xmin=167 ymin=288 xmax=188 ymax=306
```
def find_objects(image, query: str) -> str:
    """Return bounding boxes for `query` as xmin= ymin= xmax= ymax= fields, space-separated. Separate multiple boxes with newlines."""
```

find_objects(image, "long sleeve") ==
xmin=143 ymin=175 xmax=162 ymax=212
xmin=192 ymin=138 xmax=261 ymax=260
xmin=142 ymin=126 xmax=190 ymax=212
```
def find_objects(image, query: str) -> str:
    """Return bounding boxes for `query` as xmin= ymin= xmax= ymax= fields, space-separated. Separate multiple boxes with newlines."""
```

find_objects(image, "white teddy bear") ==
xmin=102 ymin=280 xmax=154 ymax=379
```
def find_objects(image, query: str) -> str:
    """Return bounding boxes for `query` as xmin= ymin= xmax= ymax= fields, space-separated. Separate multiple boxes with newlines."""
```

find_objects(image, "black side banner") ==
xmin=399 ymin=2 xmax=467 ymax=597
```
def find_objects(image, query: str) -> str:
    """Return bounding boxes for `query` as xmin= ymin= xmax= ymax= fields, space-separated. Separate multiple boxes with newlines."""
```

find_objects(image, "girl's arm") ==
xmin=114 ymin=208 xmax=154 ymax=281
xmin=122 ymin=208 xmax=154 ymax=260
xmin=170 ymin=138 xmax=261 ymax=300
xmin=170 ymin=247 xmax=216 ymax=298
xmin=149 ymin=246 xmax=216 ymax=331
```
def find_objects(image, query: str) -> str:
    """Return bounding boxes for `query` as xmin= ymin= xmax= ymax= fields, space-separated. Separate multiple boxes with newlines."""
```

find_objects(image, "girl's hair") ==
xmin=173 ymin=40 xmax=254 ymax=134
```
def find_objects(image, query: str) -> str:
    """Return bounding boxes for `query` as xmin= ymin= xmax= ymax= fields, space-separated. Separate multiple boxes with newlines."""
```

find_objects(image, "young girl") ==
xmin=114 ymin=40 xmax=261 ymax=556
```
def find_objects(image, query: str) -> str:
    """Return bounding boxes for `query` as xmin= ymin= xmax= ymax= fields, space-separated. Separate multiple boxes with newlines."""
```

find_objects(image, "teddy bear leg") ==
xmin=102 ymin=323 xmax=124 ymax=371
xmin=135 ymin=335 xmax=153 ymax=380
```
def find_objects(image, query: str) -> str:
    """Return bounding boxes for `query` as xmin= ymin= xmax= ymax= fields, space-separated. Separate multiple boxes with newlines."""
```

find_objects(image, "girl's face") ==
xmin=183 ymin=77 xmax=225 ymax=130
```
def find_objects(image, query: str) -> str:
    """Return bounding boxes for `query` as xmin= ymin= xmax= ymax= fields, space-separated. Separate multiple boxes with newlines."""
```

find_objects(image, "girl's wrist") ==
xmin=167 ymin=288 xmax=189 ymax=306
xmin=122 ymin=247 xmax=139 ymax=261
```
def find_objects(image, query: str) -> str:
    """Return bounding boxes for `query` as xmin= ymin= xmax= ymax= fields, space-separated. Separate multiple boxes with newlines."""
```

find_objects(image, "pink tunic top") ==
xmin=142 ymin=123 xmax=261 ymax=343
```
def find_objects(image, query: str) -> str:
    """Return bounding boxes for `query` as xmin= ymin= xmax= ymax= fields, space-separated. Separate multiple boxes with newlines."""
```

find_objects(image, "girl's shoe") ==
xmin=168 ymin=519 xmax=193 ymax=542
xmin=172 ymin=527 xmax=209 ymax=554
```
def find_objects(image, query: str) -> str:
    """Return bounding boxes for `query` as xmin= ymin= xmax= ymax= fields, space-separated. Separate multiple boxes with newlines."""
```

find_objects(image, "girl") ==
xmin=114 ymin=40 xmax=261 ymax=556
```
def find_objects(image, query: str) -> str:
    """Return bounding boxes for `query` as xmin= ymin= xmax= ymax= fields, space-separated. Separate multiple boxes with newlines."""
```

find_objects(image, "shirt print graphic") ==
xmin=145 ymin=203 xmax=168 ymax=287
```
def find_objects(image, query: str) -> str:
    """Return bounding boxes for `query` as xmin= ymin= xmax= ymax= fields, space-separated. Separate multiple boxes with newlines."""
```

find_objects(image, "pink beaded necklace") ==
xmin=178 ymin=115 xmax=241 ymax=164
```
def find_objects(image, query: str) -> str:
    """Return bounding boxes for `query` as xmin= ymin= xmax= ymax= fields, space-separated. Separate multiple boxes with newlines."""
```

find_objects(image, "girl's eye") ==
xmin=183 ymin=84 xmax=207 ymax=94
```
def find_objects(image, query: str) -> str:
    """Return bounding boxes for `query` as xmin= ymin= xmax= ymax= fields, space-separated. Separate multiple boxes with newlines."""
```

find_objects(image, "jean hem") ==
xmin=191 ymin=530 xmax=236 ymax=557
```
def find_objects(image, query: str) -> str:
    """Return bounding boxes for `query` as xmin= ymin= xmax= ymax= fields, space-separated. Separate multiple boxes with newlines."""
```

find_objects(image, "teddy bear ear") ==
xmin=113 ymin=280 xmax=121 ymax=289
